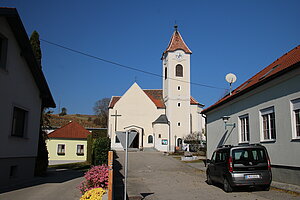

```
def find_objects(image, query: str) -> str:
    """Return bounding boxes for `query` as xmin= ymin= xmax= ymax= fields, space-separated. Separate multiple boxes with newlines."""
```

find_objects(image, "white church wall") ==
xmin=153 ymin=123 xmax=169 ymax=152
xmin=109 ymin=83 xmax=165 ymax=150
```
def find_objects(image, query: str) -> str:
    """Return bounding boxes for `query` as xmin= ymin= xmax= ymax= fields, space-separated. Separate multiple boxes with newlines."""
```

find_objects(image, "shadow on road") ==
xmin=113 ymin=152 xmax=126 ymax=199
xmin=0 ymin=168 xmax=84 ymax=194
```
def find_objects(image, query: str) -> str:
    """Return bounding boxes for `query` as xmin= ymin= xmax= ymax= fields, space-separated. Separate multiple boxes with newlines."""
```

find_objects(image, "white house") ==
xmin=108 ymin=27 xmax=205 ymax=152
xmin=0 ymin=8 xmax=55 ymax=187
xmin=202 ymin=45 xmax=300 ymax=186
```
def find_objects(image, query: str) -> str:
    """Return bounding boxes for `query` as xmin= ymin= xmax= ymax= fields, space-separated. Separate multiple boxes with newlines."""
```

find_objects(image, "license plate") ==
xmin=245 ymin=174 xmax=260 ymax=179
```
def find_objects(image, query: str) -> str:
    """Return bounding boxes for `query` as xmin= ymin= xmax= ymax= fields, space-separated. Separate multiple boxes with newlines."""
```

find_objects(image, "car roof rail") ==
xmin=218 ymin=144 xmax=232 ymax=148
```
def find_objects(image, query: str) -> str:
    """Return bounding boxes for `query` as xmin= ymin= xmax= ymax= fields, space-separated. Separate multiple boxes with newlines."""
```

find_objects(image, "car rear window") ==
xmin=233 ymin=148 xmax=267 ymax=162
xmin=232 ymin=148 xmax=268 ymax=171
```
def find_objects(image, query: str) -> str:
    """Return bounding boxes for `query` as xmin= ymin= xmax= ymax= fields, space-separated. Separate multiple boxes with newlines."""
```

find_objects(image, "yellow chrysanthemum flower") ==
xmin=80 ymin=188 xmax=106 ymax=200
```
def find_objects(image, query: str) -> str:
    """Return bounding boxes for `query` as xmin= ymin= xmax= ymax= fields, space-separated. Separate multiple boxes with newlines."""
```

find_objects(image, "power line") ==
xmin=40 ymin=38 xmax=226 ymax=90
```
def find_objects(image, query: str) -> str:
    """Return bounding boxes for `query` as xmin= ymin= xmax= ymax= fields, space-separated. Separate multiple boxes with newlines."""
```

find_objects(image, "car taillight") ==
xmin=267 ymin=158 xmax=271 ymax=170
xmin=228 ymin=156 xmax=233 ymax=172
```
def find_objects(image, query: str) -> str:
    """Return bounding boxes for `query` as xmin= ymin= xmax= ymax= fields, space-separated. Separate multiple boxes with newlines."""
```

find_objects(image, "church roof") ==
xmin=202 ymin=45 xmax=300 ymax=114
xmin=152 ymin=114 xmax=169 ymax=124
xmin=190 ymin=96 xmax=204 ymax=107
xmin=143 ymin=89 xmax=165 ymax=108
xmin=163 ymin=29 xmax=192 ymax=55
xmin=108 ymin=89 xmax=203 ymax=109
xmin=48 ymin=121 xmax=90 ymax=139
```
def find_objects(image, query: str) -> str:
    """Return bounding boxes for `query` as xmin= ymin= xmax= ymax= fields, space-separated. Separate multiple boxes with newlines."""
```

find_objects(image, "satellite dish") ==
xmin=225 ymin=73 xmax=237 ymax=95
xmin=225 ymin=73 xmax=237 ymax=84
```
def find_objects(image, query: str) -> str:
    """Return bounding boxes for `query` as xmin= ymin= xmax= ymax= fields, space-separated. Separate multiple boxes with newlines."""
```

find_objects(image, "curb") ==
xmin=271 ymin=181 xmax=300 ymax=194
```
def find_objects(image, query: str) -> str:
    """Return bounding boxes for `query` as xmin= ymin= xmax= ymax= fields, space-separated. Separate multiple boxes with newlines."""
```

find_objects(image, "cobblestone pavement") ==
xmin=115 ymin=151 xmax=300 ymax=200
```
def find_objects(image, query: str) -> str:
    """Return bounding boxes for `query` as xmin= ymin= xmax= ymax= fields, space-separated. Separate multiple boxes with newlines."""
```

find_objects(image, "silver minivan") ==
xmin=206 ymin=144 xmax=272 ymax=192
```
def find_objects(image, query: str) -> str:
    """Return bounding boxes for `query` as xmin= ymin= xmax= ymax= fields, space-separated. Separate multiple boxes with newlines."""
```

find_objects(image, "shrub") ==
xmin=93 ymin=137 xmax=110 ymax=165
xmin=79 ymin=165 xmax=109 ymax=194
xmin=80 ymin=188 xmax=106 ymax=200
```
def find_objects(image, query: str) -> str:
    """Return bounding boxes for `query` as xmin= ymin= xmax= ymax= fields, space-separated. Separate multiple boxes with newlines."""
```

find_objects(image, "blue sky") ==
xmin=2 ymin=0 xmax=300 ymax=114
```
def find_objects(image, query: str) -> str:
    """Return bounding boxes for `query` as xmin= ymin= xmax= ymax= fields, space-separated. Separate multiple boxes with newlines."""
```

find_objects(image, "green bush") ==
xmin=92 ymin=137 xmax=111 ymax=165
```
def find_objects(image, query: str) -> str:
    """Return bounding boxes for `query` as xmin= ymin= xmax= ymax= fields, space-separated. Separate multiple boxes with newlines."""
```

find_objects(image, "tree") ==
xmin=35 ymin=109 xmax=53 ymax=176
xmin=93 ymin=98 xmax=110 ymax=127
xmin=30 ymin=30 xmax=42 ymax=67
xmin=30 ymin=30 xmax=49 ymax=176
xmin=59 ymin=107 xmax=67 ymax=116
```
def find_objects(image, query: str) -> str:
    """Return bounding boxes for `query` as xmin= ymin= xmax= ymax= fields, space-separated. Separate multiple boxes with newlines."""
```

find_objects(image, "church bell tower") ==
xmin=162 ymin=26 xmax=192 ymax=151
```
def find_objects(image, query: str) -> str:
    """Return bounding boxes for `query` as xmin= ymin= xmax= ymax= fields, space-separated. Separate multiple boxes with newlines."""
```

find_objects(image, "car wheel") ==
xmin=223 ymin=178 xmax=233 ymax=193
xmin=206 ymin=172 xmax=213 ymax=185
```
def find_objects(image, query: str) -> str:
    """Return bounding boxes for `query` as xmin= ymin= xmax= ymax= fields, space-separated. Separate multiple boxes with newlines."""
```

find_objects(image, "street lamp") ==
xmin=221 ymin=116 xmax=236 ymax=129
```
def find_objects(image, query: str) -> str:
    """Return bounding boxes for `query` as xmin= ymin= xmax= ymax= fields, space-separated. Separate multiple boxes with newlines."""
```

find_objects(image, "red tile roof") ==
xmin=143 ymin=89 xmax=165 ymax=108
xmin=108 ymin=96 xmax=121 ymax=108
xmin=164 ymin=30 xmax=192 ymax=55
xmin=202 ymin=45 xmax=300 ymax=114
xmin=190 ymin=96 xmax=204 ymax=107
xmin=109 ymin=89 xmax=202 ymax=108
xmin=48 ymin=121 xmax=90 ymax=139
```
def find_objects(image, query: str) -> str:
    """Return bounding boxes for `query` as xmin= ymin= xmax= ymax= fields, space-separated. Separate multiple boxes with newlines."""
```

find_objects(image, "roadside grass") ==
xmin=49 ymin=161 xmax=91 ymax=171
xmin=271 ymin=187 xmax=300 ymax=196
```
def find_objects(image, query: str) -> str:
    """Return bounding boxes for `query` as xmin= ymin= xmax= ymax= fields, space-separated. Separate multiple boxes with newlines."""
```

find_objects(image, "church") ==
xmin=108 ymin=27 xmax=205 ymax=152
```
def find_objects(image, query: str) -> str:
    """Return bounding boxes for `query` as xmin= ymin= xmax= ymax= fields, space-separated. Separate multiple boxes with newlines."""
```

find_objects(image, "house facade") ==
xmin=0 ymin=8 xmax=55 ymax=187
xmin=108 ymin=27 xmax=205 ymax=152
xmin=202 ymin=45 xmax=300 ymax=186
xmin=47 ymin=121 xmax=91 ymax=165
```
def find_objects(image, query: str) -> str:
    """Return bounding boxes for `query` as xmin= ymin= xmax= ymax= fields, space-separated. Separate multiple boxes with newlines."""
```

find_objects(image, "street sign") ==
xmin=116 ymin=131 xmax=137 ymax=148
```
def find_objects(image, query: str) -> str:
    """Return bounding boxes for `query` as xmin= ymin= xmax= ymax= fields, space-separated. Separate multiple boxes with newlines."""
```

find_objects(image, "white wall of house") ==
xmin=206 ymin=68 xmax=300 ymax=185
xmin=46 ymin=139 xmax=87 ymax=161
xmin=0 ymin=17 xmax=42 ymax=186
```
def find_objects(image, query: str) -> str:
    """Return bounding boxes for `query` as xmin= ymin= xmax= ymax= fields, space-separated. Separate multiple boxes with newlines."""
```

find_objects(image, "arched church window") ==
xmin=176 ymin=64 xmax=183 ymax=77
xmin=165 ymin=67 xmax=167 ymax=80
xmin=148 ymin=135 xmax=153 ymax=144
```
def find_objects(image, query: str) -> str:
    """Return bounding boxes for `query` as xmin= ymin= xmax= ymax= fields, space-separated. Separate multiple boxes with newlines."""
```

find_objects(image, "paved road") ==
xmin=115 ymin=151 xmax=300 ymax=200
xmin=0 ymin=168 xmax=84 ymax=200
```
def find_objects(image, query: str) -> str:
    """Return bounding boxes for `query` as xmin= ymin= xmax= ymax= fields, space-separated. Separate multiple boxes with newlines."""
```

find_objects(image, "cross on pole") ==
xmin=111 ymin=110 xmax=121 ymax=131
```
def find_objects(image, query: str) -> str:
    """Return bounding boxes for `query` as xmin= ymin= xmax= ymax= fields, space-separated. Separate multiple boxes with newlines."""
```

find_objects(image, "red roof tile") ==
xmin=190 ymin=96 xmax=204 ymax=107
xmin=48 ymin=121 xmax=90 ymax=139
xmin=109 ymin=89 xmax=202 ymax=109
xmin=202 ymin=45 xmax=300 ymax=114
xmin=143 ymin=90 xmax=165 ymax=108
xmin=108 ymin=96 xmax=121 ymax=108
xmin=164 ymin=30 xmax=192 ymax=55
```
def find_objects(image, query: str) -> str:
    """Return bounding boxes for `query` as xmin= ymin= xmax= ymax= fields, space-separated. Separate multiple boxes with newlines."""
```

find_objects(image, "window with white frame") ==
xmin=57 ymin=144 xmax=65 ymax=155
xmin=291 ymin=98 xmax=300 ymax=139
xmin=239 ymin=114 xmax=249 ymax=143
xmin=260 ymin=107 xmax=276 ymax=141
xmin=77 ymin=144 xmax=84 ymax=155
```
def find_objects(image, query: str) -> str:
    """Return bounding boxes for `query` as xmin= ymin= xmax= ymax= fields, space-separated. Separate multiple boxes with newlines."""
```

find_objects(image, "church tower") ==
xmin=162 ymin=26 xmax=192 ymax=151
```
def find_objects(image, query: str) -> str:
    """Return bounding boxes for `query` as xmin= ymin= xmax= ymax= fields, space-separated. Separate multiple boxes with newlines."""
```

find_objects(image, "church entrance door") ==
xmin=129 ymin=130 xmax=139 ymax=148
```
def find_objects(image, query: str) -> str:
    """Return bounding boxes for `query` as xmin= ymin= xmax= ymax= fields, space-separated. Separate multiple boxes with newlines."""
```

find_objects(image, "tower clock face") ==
xmin=175 ymin=52 xmax=183 ymax=61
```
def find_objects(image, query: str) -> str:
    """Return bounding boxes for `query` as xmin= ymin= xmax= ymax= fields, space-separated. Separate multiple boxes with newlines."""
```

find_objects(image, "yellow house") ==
xmin=47 ymin=121 xmax=91 ymax=165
